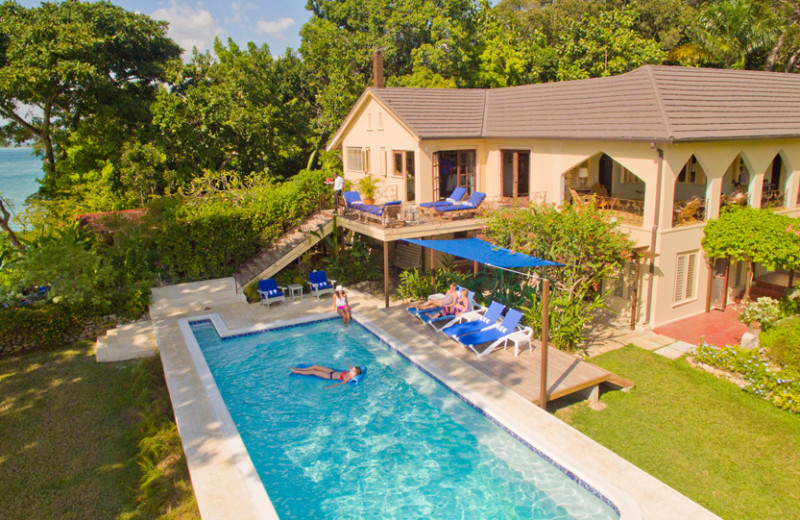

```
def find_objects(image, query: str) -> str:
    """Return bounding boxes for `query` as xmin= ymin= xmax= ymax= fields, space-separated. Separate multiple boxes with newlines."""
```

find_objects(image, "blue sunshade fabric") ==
xmin=401 ymin=238 xmax=563 ymax=268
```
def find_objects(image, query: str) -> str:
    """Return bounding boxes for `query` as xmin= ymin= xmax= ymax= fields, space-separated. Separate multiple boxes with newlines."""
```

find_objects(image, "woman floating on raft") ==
xmin=290 ymin=363 xmax=363 ymax=389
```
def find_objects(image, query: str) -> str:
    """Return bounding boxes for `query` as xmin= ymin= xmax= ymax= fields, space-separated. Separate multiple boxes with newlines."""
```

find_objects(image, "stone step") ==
xmin=96 ymin=320 xmax=158 ymax=362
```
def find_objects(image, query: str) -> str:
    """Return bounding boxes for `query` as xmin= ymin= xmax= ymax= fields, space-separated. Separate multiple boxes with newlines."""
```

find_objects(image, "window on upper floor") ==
xmin=346 ymin=147 xmax=365 ymax=173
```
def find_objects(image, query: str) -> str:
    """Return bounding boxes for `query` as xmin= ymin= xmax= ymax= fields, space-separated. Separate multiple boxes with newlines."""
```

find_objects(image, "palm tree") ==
xmin=671 ymin=0 xmax=780 ymax=69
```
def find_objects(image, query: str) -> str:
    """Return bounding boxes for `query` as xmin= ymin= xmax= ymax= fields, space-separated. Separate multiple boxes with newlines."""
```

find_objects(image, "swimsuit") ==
xmin=340 ymin=373 xmax=347 ymax=381
xmin=335 ymin=294 xmax=347 ymax=309
xmin=439 ymin=293 xmax=455 ymax=306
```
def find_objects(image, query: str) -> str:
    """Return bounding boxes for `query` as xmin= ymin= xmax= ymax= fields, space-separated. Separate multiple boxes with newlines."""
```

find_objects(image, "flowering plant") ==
xmin=738 ymin=296 xmax=780 ymax=329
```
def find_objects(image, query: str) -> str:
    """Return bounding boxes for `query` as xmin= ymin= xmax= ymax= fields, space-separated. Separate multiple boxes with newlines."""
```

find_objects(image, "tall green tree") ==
xmin=0 ymin=0 xmax=181 ymax=195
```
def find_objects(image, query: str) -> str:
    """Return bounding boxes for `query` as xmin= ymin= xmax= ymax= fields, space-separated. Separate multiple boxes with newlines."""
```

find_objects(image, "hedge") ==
xmin=0 ymin=304 xmax=95 ymax=357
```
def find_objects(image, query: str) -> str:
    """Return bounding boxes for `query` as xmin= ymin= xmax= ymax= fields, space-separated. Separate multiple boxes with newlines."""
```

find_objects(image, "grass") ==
xmin=0 ymin=342 xmax=198 ymax=520
xmin=555 ymin=346 xmax=800 ymax=520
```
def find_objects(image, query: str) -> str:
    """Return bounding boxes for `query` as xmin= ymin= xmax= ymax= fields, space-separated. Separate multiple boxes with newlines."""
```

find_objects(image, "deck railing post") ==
xmin=384 ymin=240 xmax=390 ymax=308
xmin=539 ymin=279 xmax=550 ymax=410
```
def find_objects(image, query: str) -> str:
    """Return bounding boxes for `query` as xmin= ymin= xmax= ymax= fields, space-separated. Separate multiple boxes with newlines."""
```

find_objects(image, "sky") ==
xmin=17 ymin=1 xmax=312 ymax=57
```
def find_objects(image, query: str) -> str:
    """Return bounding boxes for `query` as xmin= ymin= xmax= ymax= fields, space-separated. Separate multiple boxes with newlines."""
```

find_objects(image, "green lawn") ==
xmin=556 ymin=346 xmax=800 ymax=520
xmin=0 ymin=342 xmax=197 ymax=520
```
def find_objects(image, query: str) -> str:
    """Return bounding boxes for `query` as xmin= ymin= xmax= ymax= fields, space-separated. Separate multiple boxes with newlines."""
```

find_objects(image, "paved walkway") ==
xmin=654 ymin=306 xmax=746 ymax=348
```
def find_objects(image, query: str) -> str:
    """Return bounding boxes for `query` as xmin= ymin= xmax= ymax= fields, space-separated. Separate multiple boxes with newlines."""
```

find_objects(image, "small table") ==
xmin=503 ymin=329 xmax=533 ymax=357
xmin=288 ymin=283 xmax=304 ymax=302
xmin=404 ymin=208 xmax=421 ymax=225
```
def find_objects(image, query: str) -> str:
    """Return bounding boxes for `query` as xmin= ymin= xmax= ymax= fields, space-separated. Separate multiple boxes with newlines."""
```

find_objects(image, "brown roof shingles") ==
xmin=365 ymin=65 xmax=800 ymax=143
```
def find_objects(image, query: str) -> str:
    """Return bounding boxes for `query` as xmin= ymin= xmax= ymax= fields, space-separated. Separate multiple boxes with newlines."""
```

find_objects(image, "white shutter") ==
xmin=674 ymin=254 xmax=687 ymax=303
xmin=686 ymin=253 xmax=697 ymax=300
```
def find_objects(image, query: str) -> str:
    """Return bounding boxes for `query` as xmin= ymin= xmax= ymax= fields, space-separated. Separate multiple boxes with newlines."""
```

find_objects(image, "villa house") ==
xmin=326 ymin=65 xmax=800 ymax=328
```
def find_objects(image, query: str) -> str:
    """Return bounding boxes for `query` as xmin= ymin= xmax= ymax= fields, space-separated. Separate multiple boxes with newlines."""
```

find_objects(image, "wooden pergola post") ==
xmin=722 ymin=257 xmax=730 ymax=310
xmin=383 ymin=241 xmax=390 ymax=308
xmin=539 ymin=278 xmax=550 ymax=410
xmin=430 ymin=246 xmax=436 ymax=292
xmin=705 ymin=259 xmax=714 ymax=313
xmin=629 ymin=258 xmax=641 ymax=330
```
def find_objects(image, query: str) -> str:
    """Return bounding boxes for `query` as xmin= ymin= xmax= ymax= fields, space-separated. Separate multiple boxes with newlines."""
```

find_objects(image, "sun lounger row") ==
xmin=419 ymin=188 xmax=486 ymax=219
xmin=408 ymin=297 xmax=533 ymax=357
xmin=342 ymin=191 xmax=402 ymax=225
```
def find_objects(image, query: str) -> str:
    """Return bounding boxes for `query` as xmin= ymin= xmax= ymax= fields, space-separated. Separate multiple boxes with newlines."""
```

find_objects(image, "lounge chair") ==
xmin=455 ymin=308 xmax=524 ymax=357
xmin=258 ymin=278 xmax=287 ymax=308
xmin=342 ymin=191 xmax=365 ymax=215
xmin=406 ymin=286 xmax=477 ymax=318
xmin=307 ymin=270 xmax=336 ymax=300
xmin=362 ymin=200 xmax=402 ymax=226
xmin=415 ymin=291 xmax=479 ymax=331
xmin=441 ymin=301 xmax=506 ymax=339
xmin=434 ymin=191 xmax=486 ymax=219
xmin=418 ymin=187 xmax=467 ymax=214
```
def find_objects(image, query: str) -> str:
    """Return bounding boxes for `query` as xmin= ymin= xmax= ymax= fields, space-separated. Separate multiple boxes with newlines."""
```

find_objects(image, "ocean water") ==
xmin=190 ymin=319 xmax=619 ymax=520
xmin=0 ymin=148 xmax=42 ymax=230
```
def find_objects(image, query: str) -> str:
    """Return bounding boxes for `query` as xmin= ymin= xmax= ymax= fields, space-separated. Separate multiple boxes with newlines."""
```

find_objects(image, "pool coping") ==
xmin=178 ymin=311 xmax=643 ymax=520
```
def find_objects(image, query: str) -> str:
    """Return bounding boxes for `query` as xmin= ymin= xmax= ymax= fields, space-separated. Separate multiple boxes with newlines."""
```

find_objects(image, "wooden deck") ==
xmin=375 ymin=305 xmax=634 ymax=404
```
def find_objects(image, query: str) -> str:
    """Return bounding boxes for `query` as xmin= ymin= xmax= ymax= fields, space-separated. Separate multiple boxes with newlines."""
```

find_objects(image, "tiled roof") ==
xmin=363 ymin=65 xmax=800 ymax=143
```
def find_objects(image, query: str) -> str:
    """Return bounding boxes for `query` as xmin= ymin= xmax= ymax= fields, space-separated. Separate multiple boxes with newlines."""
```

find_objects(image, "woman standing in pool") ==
xmin=290 ymin=364 xmax=362 ymax=389
xmin=333 ymin=285 xmax=351 ymax=324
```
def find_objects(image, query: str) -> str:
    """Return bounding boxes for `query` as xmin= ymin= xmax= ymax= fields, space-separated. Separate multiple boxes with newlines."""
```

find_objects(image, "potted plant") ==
xmin=357 ymin=174 xmax=380 ymax=205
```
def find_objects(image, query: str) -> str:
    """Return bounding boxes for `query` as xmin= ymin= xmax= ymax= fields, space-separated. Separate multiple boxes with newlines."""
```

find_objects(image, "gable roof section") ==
xmin=328 ymin=66 xmax=800 ymax=148
xmin=369 ymin=87 xmax=487 ymax=139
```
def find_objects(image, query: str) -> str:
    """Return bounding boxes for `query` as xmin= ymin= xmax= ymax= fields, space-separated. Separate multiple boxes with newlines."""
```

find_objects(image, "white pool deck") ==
xmin=147 ymin=278 xmax=721 ymax=520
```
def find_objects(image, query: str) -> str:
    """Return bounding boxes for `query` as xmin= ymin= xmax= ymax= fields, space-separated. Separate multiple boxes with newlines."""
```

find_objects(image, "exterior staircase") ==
xmin=96 ymin=320 xmax=158 ymax=362
xmin=233 ymin=210 xmax=334 ymax=291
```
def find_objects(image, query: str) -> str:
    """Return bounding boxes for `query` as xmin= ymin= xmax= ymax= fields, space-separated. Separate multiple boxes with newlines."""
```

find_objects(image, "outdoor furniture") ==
xmin=434 ymin=191 xmax=486 ymax=220
xmin=287 ymin=283 xmax=304 ymax=302
xmin=342 ymin=191 xmax=365 ymax=215
xmin=362 ymin=200 xmax=402 ymax=226
xmin=455 ymin=308 xmax=524 ymax=357
xmin=501 ymin=327 xmax=534 ymax=357
xmin=441 ymin=301 xmax=505 ymax=339
xmin=307 ymin=270 xmax=335 ymax=300
xmin=258 ymin=278 xmax=286 ymax=308
xmin=418 ymin=187 xmax=468 ymax=215
xmin=415 ymin=291 xmax=478 ymax=331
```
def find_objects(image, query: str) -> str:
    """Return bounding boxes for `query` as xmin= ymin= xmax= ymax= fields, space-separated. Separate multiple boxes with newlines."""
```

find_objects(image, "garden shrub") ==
xmin=694 ymin=343 xmax=800 ymax=414
xmin=0 ymin=303 xmax=93 ymax=357
xmin=738 ymin=296 xmax=780 ymax=329
xmin=760 ymin=316 xmax=800 ymax=370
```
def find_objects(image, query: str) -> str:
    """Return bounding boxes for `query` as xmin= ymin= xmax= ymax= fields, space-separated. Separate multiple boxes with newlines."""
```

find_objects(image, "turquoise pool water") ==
xmin=190 ymin=318 xmax=619 ymax=520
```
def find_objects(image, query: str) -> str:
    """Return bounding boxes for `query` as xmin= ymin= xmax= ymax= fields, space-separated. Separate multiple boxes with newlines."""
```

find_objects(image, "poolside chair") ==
xmin=418 ymin=187 xmax=467 ymax=214
xmin=434 ymin=192 xmax=486 ymax=220
xmin=258 ymin=278 xmax=287 ymax=308
xmin=361 ymin=200 xmax=402 ymax=227
xmin=342 ymin=191 xmax=365 ymax=215
xmin=441 ymin=301 xmax=506 ymax=339
xmin=416 ymin=291 xmax=479 ymax=331
xmin=406 ymin=286 xmax=473 ymax=318
xmin=307 ymin=270 xmax=336 ymax=300
xmin=456 ymin=308 xmax=524 ymax=357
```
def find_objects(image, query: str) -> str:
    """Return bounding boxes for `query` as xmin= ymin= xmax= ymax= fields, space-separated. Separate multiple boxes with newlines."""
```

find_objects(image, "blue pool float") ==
xmin=291 ymin=364 xmax=367 ymax=385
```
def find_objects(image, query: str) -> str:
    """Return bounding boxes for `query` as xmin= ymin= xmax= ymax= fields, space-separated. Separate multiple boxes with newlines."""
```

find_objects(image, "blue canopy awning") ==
xmin=401 ymin=238 xmax=563 ymax=269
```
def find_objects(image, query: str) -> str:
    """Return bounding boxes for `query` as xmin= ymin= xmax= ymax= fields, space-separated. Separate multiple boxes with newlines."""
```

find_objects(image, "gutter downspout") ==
xmin=643 ymin=146 xmax=664 ymax=326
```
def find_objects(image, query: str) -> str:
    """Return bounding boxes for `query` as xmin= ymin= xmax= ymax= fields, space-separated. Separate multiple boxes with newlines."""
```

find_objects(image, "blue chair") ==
xmin=342 ymin=191 xmax=364 ymax=214
xmin=442 ymin=301 xmax=506 ymax=339
xmin=307 ymin=270 xmax=335 ymax=300
xmin=418 ymin=187 xmax=467 ymax=211
xmin=362 ymin=200 xmax=402 ymax=226
xmin=435 ymin=191 xmax=486 ymax=219
xmin=456 ymin=308 xmax=524 ymax=357
xmin=258 ymin=278 xmax=286 ymax=308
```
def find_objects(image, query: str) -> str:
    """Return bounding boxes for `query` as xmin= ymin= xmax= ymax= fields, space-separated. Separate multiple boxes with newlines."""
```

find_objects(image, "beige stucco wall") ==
xmin=333 ymin=94 xmax=800 ymax=329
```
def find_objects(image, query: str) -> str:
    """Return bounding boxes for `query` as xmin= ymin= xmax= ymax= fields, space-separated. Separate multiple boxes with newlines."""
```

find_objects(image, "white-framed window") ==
xmin=674 ymin=250 xmax=698 ymax=304
xmin=392 ymin=150 xmax=414 ymax=178
xmin=367 ymin=113 xmax=373 ymax=131
xmin=378 ymin=112 xmax=383 ymax=130
xmin=346 ymin=147 xmax=364 ymax=172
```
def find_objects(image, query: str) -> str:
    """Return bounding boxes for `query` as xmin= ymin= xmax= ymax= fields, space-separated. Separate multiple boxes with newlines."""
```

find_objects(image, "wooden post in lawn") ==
xmin=539 ymin=278 xmax=550 ymax=410
xmin=383 ymin=241 xmax=390 ymax=308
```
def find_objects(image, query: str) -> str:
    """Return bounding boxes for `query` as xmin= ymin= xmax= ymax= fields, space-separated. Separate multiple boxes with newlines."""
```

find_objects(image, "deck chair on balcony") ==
xmin=441 ymin=301 xmax=506 ymax=339
xmin=418 ymin=187 xmax=467 ymax=215
xmin=455 ymin=308 xmax=524 ymax=357
xmin=342 ymin=191 xmax=365 ymax=215
xmin=307 ymin=270 xmax=336 ymax=300
xmin=258 ymin=278 xmax=287 ymax=308
xmin=434 ymin=192 xmax=486 ymax=220
xmin=362 ymin=200 xmax=402 ymax=226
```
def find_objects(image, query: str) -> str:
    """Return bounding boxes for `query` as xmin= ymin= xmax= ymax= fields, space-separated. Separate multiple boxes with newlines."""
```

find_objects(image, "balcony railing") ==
xmin=761 ymin=189 xmax=784 ymax=209
xmin=596 ymin=196 xmax=644 ymax=226
xmin=672 ymin=198 xmax=706 ymax=227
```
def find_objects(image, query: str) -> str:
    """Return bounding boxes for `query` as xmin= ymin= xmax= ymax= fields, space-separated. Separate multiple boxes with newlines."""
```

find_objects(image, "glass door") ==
xmin=433 ymin=150 xmax=476 ymax=200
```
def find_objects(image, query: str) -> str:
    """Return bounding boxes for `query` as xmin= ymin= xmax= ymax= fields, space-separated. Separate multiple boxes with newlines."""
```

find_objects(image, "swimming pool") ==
xmin=187 ymin=316 xmax=621 ymax=520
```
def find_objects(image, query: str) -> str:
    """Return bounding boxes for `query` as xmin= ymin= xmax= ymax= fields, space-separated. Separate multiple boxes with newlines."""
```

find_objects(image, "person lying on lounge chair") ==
xmin=425 ymin=288 xmax=469 ymax=319
xmin=413 ymin=283 xmax=458 ymax=312
xmin=290 ymin=364 xmax=362 ymax=389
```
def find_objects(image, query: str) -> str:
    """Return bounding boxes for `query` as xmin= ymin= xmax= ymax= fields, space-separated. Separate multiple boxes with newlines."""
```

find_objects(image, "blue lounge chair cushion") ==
xmin=437 ymin=192 xmax=486 ymax=212
xmin=309 ymin=271 xmax=333 ymax=290
xmin=442 ymin=301 xmax=505 ymax=338
xmin=343 ymin=191 xmax=364 ymax=208
xmin=418 ymin=187 xmax=467 ymax=208
xmin=456 ymin=309 xmax=523 ymax=348
xmin=258 ymin=279 xmax=284 ymax=298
